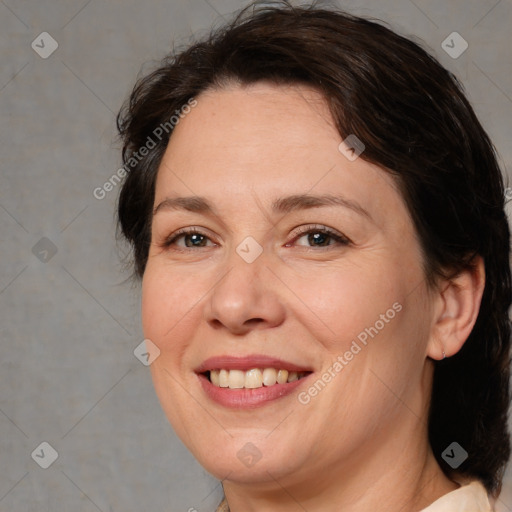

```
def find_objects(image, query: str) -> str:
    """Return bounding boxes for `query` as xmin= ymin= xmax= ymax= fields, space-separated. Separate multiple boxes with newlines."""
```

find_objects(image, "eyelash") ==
xmin=161 ymin=224 xmax=351 ymax=251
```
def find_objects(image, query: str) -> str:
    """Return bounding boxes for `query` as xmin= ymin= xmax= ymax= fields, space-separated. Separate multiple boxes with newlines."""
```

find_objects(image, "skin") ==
xmin=142 ymin=82 xmax=485 ymax=511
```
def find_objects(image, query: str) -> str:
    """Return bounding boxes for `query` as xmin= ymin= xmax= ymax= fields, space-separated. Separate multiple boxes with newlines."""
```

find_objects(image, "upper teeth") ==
xmin=209 ymin=368 xmax=308 ymax=389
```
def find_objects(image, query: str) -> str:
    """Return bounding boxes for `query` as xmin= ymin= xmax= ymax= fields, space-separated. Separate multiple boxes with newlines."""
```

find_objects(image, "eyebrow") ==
xmin=153 ymin=193 xmax=371 ymax=220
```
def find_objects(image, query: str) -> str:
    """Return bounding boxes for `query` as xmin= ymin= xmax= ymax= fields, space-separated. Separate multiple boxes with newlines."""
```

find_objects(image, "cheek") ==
xmin=283 ymin=259 xmax=406 ymax=351
xmin=141 ymin=264 xmax=210 ymax=440
xmin=141 ymin=263 xmax=206 ymax=348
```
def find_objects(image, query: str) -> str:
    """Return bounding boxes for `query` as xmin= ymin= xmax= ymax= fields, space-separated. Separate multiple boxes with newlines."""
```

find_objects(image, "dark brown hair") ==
xmin=117 ymin=0 xmax=511 ymax=495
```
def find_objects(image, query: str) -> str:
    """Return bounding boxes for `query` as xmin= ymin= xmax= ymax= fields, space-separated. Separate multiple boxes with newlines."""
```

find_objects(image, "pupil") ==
xmin=186 ymin=234 xmax=205 ymax=247
xmin=309 ymin=232 xmax=329 ymax=246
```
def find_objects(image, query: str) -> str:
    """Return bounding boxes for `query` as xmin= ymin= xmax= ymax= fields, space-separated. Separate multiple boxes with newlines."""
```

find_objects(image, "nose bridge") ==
xmin=217 ymin=237 xmax=267 ymax=306
xmin=205 ymin=238 xmax=285 ymax=333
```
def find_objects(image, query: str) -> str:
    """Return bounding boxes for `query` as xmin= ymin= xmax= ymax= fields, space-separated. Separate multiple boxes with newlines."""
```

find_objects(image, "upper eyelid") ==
xmin=162 ymin=226 xmax=217 ymax=246
xmin=290 ymin=225 xmax=351 ymax=245
xmin=293 ymin=224 xmax=346 ymax=237
xmin=168 ymin=224 xmax=341 ymax=239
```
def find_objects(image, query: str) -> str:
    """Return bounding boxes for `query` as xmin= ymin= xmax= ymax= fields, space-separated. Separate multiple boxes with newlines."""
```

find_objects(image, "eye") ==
xmin=160 ymin=224 xmax=350 ymax=251
xmin=162 ymin=227 xmax=216 ymax=249
xmin=288 ymin=224 xmax=350 ymax=249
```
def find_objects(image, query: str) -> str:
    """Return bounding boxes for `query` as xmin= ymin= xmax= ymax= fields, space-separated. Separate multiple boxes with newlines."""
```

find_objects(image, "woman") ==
xmin=116 ymin=2 xmax=511 ymax=510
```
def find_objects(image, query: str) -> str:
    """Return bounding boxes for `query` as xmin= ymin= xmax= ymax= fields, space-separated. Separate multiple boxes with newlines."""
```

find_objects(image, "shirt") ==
xmin=215 ymin=480 xmax=492 ymax=511
xmin=420 ymin=481 xmax=492 ymax=512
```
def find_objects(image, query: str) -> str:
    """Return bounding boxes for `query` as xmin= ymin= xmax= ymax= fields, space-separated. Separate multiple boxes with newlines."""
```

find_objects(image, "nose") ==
xmin=204 ymin=248 xmax=286 ymax=336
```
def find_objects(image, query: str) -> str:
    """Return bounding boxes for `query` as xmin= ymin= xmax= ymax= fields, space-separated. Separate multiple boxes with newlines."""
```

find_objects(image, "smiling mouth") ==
xmin=205 ymin=368 xmax=311 ymax=389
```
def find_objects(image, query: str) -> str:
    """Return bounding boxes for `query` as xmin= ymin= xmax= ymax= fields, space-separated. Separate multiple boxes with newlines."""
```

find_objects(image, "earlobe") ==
xmin=427 ymin=256 xmax=485 ymax=360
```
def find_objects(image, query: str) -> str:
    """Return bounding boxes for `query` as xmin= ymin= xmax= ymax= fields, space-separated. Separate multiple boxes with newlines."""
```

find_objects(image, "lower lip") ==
xmin=197 ymin=373 xmax=311 ymax=409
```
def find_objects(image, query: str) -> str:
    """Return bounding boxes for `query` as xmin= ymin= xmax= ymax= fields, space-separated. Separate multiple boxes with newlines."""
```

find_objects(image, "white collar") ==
xmin=216 ymin=480 xmax=493 ymax=512
xmin=420 ymin=481 xmax=492 ymax=512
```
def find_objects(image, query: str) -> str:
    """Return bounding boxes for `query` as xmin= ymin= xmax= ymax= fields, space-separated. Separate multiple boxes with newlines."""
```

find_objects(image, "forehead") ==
xmin=162 ymin=82 xmax=338 ymax=174
xmin=154 ymin=82 xmax=405 ymax=227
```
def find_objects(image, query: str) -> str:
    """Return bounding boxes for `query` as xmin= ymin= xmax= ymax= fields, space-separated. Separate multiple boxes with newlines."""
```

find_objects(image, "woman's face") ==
xmin=142 ymin=83 xmax=437 ymax=487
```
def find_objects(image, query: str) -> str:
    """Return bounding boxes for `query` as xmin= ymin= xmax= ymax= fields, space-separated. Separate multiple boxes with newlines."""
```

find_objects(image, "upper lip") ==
xmin=195 ymin=355 xmax=313 ymax=373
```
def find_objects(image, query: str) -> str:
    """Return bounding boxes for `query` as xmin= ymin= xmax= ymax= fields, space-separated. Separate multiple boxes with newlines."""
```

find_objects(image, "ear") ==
xmin=427 ymin=256 xmax=485 ymax=360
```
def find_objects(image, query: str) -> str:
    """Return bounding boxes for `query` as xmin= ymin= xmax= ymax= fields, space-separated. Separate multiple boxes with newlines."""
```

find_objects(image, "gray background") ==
xmin=1 ymin=0 xmax=511 ymax=510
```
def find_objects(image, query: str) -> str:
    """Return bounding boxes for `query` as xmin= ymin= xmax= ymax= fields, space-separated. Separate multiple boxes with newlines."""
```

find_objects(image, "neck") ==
xmin=222 ymin=410 xmax=458 ymax=512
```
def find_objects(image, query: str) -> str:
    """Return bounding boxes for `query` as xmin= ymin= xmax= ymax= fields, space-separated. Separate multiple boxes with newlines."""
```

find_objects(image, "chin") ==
xmin=189 ymin=435 xmax=306 ymax=484
xmin=200 ymin=455 xmax=291 ymax=484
